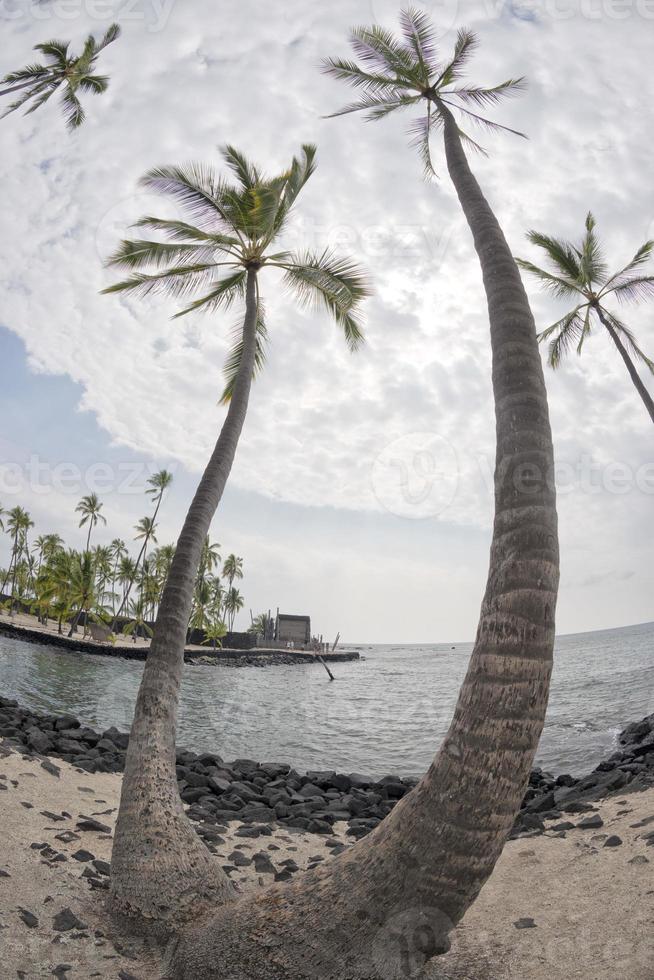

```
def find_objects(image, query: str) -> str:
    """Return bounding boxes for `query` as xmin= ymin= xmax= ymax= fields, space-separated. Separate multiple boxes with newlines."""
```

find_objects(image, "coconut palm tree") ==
xmin=75 ymin=493 xmax=106 ymax=552
xmin=110 ymin=472 xmax=172 ymax=628
xmin=66 ymin=550 xmax=100 ymax=638
xmin=2 ymin=506 xmax=34 ymax=607
xmin=222 ymin=553 xmax=243 ymax=592
xmin=223 ymin=585 xmax=244 ymax=632
xmin=105 ymin=143 xmax=370 ymax=927
xmin=0 ymin=23 xmax=120 ymax=130
xmin=516 ymin=213 xmax=654 ymax=423
xmin=166 ymin=16 xmax=559 ymax=976
xmin=123 ymin=597 xmax=154 ymax=643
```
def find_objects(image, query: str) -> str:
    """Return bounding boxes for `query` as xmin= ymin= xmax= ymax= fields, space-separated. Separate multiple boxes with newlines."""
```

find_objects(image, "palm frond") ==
xmin=172 ymin=269 xmax=248 ymax=318
xmin=515 ymin=257 xmax=581 ymax=299
xmin=576 ymin=305 xmax=593 ymax=355
xmin=579 ymin=211 xmax=608 ymax=286
xmin=33 ymin=40 xmax=69 ymax=65
xmin=540 ymin=309 xmax=585 ymax=368
xmin=601 ymin=241 xmax=654 ymax=292
xmin=407 ymin=105 xmax=440 ymax=177
xmin=441 ymin=98 xmax=527 ymax=139
xmin=524 ymin=231 xmax=581 ymax=280
xmin=61 ymin=87 xmax=84 ymax=129
xmin=327 ymin=89 xmax=420 ymax=120
xmin=220 ymin=301 xmax=268 ymax=404
xmin=271 ymin=143 xmax=317 ymax=237
xmin=101 ymin=263 xmax=221 ymax=300
xmin=320 ymin=57 xmax=398 ymax=93
xmin=95 ymin=23 xmax=121 ymax=52
xmin=221 ymin=145 xmax=260 ymax=190
xmin=448 ymin=78 xmax=527 ymax=107
xmin=349 ymin=24 xmax=417 ymax=79
xmin=78 ymin=74 xmax=109 ymax=94
xmin=133 ymin=216 xmax=239 ymax=249
xmin=140 ymin=165 xmax=234 ymax=234
xmin=281 ymin=249 xmax=370 ymax=351
xmin=399 ymin=7 xmax=439 ymax=73
xmin=106 ymin=238 xmax=222 ymax=270
xmin=605 ymin=275 xmax=654 ymax=305
xmin=2 ymin=64 xmax=51 ymax=86
xmin=439 ymin=28 xmax=479 ymax=84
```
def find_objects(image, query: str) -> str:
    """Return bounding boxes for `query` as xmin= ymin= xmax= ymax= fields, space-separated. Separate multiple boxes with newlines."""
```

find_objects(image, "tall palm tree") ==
xmin=105 ymin=143 xmax=370 ymax=927
xmin=516 ymin=213 xmax=654 ymax=423
xmin=0 ymin=23 xmax=120 ymax=130
xmin=167 ymin=16 xmax=559 ymax=977
xmin=2 ymin=506 xmax=34 ymax=606
xmin=223 ymin=585 xmax=244 ymax=632
xmin=75 ymin=493 xmax=106 ymax=552
xmin=110 ymin=471 xmax=172 ymax=628
xmin=222 ymin=553 xmax=243 ymax=592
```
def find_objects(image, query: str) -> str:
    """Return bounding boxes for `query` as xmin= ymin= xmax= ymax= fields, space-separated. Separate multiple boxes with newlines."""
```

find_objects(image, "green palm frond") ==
xmin=579 ymin=211 xmax=608 ymax=286
xmin=172 ymin=269 xmax=248 ymax=318
xmin=399 ymin=7 xmax=439 ymax=72
xmin=407 ymin=106 xmax=441 ymax=177
xmin=350 ymin=24 xmax=417 ymax=79
xmin=601 ymin=241 xmax=654 ymax=293
xmin=601 ymin=309 xmax=654 ymax=374
xmin=220 ymin=301 xmax=268 ymax=404
xmin=576 ymin=306 xmax=593 ymax=355
xmin=441 ymin=98 xmax=527 ymax=139
xmin=542 ymin=309 xmax=586 ymax=368
xmin=140 ymin=165 xmax=234 ymax=234
xmin=605 ymin=275 xmax=654 ymax=304
xmin=133 ymin=216 xmax=239 ymax=249
xmin=271 ymin=144 xmax=317 ymax=236
xmin=515 ymin=258 xmax=581 ymax=299
xmin=33 ymin=40 xmax=69 ymax=64
xmin=101 ymin=262 xmax=221 ymax=300
xmin=95 ymin=23 xmax=121 ymax=52
xmin=61 ymin=87 xmax=85 ymax=129
xmin=524 ymin=231 xmax=581 ymax=280
xmin=2 ymin=64 xmax=51 ymax=85
xmin=449 ymin=78 xmax=527 ymax=108
xmin=281 ymin=249 xmax=371 ymax=351
xmin=78 ymin=74 xmax=109 ymax=94
xmin=439 ymin=28 xmax=479 ymax=84
xmin=320 ymin=57 xmax=398 ymax=93
xmin=221 ymin=145 xmax=261 ymax=190
xmin=106 ymin=238 xmax=223 ymax=270
xmin=327 ymin=89 xmax=421 ymax=120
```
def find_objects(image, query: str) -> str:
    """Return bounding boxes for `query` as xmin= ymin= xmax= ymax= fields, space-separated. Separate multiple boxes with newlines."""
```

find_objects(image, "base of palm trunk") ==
xmin=109 ymin=787 xmax=237 ymax=936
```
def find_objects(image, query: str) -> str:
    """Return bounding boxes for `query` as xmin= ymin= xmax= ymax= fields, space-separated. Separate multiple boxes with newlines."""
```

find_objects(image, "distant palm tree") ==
xmin=0 ymin=23 xmax=121 ymax=130
xmin=222 ymin=553 xmax=243 ymax=592
xmin=2 ymin=506 xmax=34 ymax=606
xmin=110 ymin=471 xmax=172 ymax=628
xmin=224 ymin=585 xmax=244 ymax=632
xmin=75 ymin=493 xmax=106 ymax=552
xmin=123 ymin=597 xmax=154 ymax=643
xmin=516 ymin=213 xmax=654 ymax=423
xmin=106 ymin=144 xmax=370 ymax=923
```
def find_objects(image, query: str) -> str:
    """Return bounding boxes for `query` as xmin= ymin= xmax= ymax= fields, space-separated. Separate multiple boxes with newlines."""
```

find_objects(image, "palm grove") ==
xmin=1 ymin=7 xmax=653 ymax=980
xmin=0 ymin=477 xmax=248 ymax=645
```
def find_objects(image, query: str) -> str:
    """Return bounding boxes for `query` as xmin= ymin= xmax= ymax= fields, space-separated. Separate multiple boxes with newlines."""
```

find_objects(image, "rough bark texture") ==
xmin=108 ymin=269 xmax=259 ymax=934
xmin=596 ymin=306 xmax=654 ymax=423
xmin=165 ymin=112 xmax=559 ymax=979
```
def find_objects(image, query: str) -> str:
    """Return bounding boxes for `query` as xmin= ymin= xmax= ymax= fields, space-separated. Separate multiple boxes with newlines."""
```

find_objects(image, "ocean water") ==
xmin=0 ymin=621 xmax=652 ymax=778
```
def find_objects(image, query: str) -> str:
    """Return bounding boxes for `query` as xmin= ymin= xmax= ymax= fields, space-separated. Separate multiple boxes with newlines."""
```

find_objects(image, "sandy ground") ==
xmin=1 ymin=745 xmax=653 ymax=980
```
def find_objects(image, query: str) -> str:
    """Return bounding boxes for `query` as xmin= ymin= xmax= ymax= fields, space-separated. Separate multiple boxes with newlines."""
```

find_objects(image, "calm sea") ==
xmin=0 ymin=621 xmax=652 ymax=778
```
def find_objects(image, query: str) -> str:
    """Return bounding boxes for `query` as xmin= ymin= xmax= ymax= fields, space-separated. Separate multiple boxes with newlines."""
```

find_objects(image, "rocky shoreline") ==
xmin=0 ymin=619 xmax=360 ymax=667
xmin=2 ymin=695 xmax=653 ymax=844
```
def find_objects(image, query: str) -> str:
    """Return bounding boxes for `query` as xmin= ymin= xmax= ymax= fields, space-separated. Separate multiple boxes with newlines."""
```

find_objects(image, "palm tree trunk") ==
xmin=165 ymin=108 xmax=559 ymax=980
xmin=108 ymin=268 xmax=260 ymax=931
xmin=596 ymin=307 xmax=654 ymax=423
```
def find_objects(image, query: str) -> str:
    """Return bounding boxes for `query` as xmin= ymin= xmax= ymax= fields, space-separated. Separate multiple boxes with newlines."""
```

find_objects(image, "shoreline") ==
xmin=2 ymin=695 xmax=653 ymax=842
xmin=0 ymin=617 xmax=360 ymax=666
xmin=1 ymin=708 xmax=653 ymax=979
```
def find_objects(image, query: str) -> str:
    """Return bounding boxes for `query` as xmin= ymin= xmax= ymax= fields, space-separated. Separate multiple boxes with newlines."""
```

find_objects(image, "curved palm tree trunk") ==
xmin=109 ymin=269 xmax=260 ymax=932
xmin=596 ymin=307 xmax=654 ymax=423
xmin=166 ymin=109 xmax=559 ymax=980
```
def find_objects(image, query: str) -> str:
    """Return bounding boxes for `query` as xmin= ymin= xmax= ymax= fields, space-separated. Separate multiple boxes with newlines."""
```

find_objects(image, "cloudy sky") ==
xmin=0 ymin=0 xmax=652 ymax=642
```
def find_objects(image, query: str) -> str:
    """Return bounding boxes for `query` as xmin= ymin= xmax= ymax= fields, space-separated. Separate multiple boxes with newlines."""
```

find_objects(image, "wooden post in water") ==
xmin=318 ymin=652 xmax=335 ymax=681
xmin=332 ymin=632 xmax=340 ymax=652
